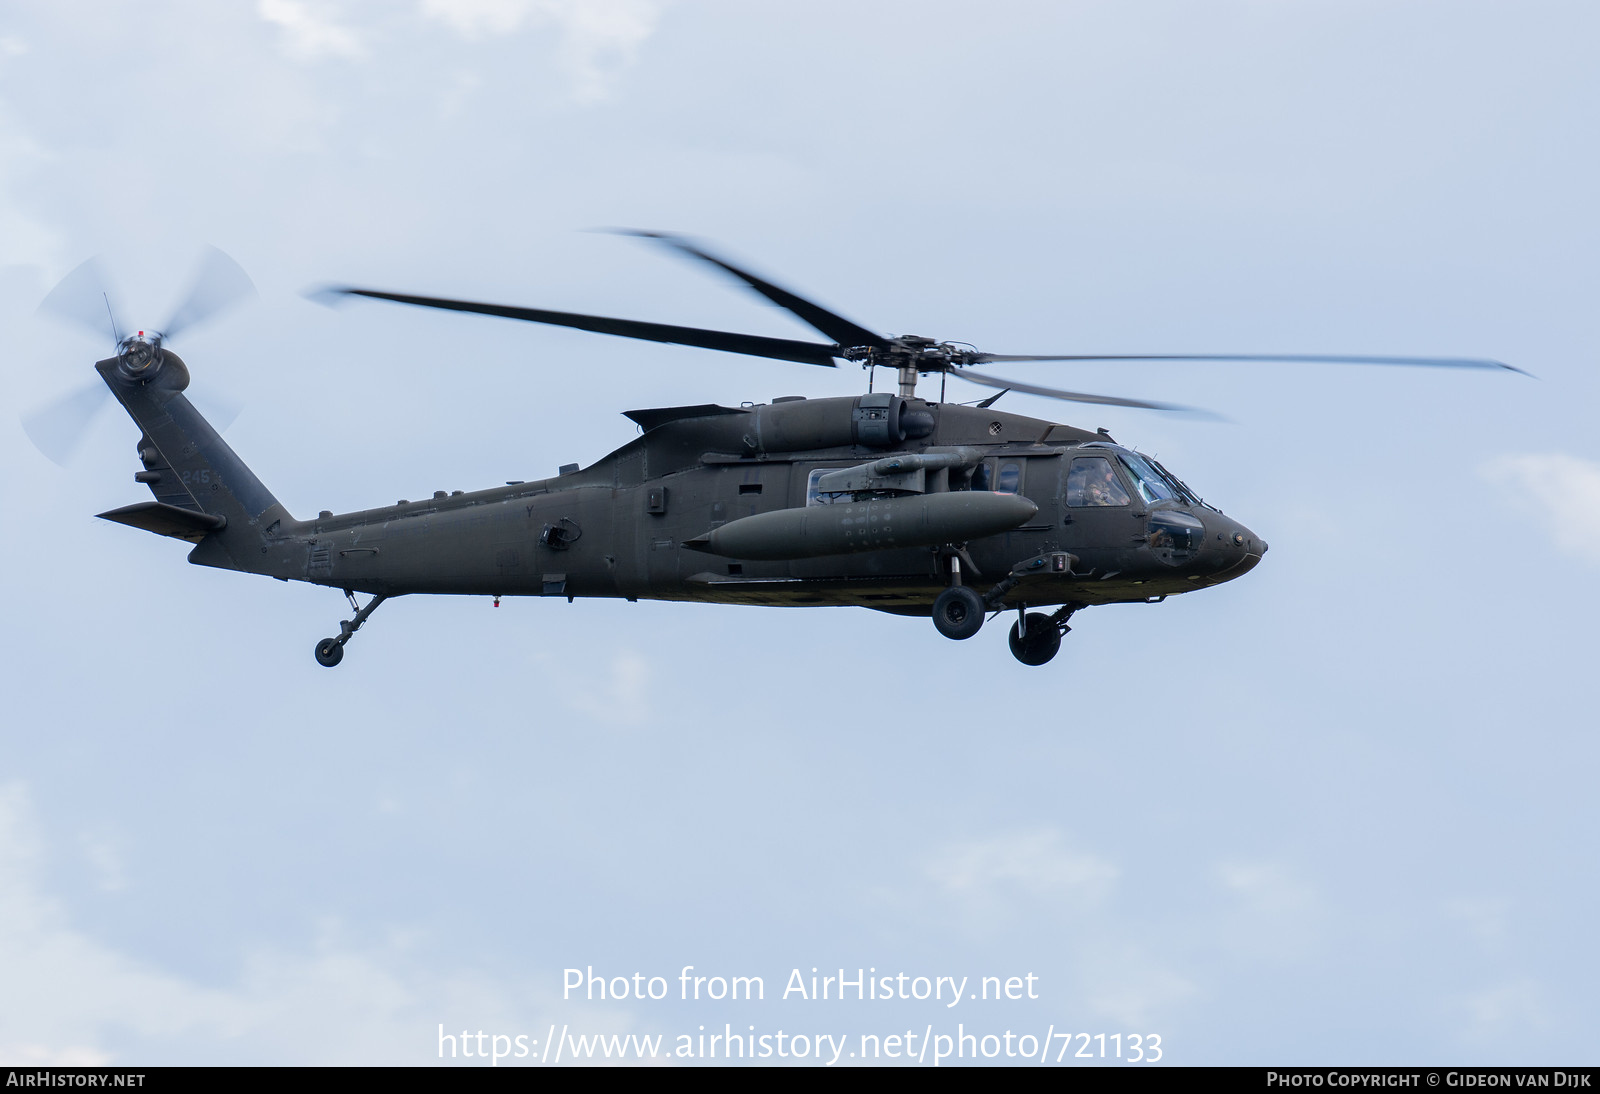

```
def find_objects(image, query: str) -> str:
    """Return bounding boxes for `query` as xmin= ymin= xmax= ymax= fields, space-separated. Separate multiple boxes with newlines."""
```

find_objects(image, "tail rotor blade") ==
xmin=163 ymin=246 xmax=256 ymax=343
xmin=21 ymin=380 xmax=112 ymax=465
xmin=37 ymin=257 xmax=124 ymax=345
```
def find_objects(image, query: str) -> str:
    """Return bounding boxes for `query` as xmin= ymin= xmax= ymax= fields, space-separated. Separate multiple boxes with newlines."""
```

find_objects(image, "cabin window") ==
xmin=806 ymin=468 xmax=849 ymax=506
xmin=996 ymin=462 xmax=1022 ymax=494
xmin=1067 ymin=457 xmax=1131 ymax=507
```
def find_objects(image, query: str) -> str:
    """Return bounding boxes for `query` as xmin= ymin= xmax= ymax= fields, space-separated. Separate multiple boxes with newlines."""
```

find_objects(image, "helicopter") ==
xmin=26 ymin=234 xmax=1522 ymax=668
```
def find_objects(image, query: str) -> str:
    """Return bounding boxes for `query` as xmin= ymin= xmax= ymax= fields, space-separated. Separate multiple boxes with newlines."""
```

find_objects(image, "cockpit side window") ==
xmin=1067 ymin=457 xmax=1131 ymax=507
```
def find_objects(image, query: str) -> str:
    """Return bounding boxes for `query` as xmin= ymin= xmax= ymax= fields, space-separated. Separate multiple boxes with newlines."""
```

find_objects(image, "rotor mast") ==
xmin=848 ymin=336 xmax=939 ymax=401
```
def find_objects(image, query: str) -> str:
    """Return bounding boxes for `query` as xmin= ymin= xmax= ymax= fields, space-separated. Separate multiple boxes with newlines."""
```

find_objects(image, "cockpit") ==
xmin=1068 ymin=443 xmax=1213 ymax=565
xmin=1067 ymin=443 xmax=1204 ymax=508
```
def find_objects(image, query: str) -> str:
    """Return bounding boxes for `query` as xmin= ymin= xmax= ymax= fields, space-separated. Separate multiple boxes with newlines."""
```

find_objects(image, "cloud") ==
xmin=0 ymin=102 xmax=64 ymax=274
xmin=925 ymin=829 xmax=1118 ymax=916
xmin=919 ymin=831 xmax=1194 ymax=1026
xmin=1082 ymin=949 xmax=1197 ymax=1029
xmin=549 ymin=648 xmax=655 ymax=727
xmin=257 ymin=0 xmax=366 ymax=62
xmin=0 ymin=781 xmax=558 ymax=1064
xmin=1457 ymin=978 xmax=1544 ymax=1035
xmin=417 ymin=0 xmax=662 ymax=103
xmin=1482 ymin=453 xmax=1600 ymax=565
xmin=1442 ymin=896 xmax=1510 ymax=946
xmin=1214 ymin=860 xmax=1325 ymax=961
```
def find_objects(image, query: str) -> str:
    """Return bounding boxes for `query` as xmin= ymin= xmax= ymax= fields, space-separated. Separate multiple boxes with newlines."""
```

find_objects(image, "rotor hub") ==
xmin=116 ymin=331 xmax=165 ymax=379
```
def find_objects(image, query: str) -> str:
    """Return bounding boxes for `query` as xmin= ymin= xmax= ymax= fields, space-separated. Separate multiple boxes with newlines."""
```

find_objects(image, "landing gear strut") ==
xmin=314 ymin=591 xmax=388 ymax=668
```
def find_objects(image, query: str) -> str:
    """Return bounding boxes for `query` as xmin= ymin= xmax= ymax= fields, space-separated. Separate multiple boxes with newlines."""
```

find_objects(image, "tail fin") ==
xmin=92 ymin=350 xmax=296 ymax=573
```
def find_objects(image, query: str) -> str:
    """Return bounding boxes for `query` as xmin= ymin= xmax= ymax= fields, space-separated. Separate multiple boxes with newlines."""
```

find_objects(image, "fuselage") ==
xmin=269 ymin=395 xmax=1265 ymax=614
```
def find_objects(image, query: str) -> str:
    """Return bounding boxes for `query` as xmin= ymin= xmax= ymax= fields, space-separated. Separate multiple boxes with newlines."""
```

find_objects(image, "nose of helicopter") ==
xmin=1194 ymin=513 xmax=1267 ymax=585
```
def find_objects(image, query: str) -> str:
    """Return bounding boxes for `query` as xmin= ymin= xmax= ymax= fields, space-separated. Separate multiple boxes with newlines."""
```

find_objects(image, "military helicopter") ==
xmin=27 ymin=235 xmax=1521 ymax=668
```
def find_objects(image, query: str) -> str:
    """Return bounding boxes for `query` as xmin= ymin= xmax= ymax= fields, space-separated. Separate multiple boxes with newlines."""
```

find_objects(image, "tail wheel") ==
xmin=1008 ymin=613 xmax=1061 ymax=666
xmin=932 ymin=586 xmax=986 ymax=640
xmin=314 ymin=638 xmax=344 ymax=667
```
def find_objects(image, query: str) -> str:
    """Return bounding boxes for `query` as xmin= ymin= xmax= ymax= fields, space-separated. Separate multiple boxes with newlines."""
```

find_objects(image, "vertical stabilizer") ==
xmin=93 ymin=350 xmax=296 ymax=573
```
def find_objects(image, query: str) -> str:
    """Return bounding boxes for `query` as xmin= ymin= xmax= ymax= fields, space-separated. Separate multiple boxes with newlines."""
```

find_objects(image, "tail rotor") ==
xmin=24 ymin=247 xmax=256 ymax=465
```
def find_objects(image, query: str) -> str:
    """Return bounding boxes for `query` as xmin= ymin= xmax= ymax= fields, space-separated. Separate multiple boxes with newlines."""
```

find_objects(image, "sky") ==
xmin=2 ymin=0 xmax=1597 ymax=1068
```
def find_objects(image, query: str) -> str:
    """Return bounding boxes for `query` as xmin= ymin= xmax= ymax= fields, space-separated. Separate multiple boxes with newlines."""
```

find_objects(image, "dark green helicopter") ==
xmin=27 ymin=235 xmax=1521 ymax=668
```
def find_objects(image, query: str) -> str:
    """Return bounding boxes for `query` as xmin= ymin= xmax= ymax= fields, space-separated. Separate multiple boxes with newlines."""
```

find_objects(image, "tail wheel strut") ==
xmin=315 ymin=591 xmax=388 ymax=668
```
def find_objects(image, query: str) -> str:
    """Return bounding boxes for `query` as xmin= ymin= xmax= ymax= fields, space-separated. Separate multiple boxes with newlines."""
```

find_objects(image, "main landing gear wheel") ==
xmin=1008 ymin=612 xmax=1061 ymax=666
xmin=932 ymin=585 xmax=985 ymax=640
xmin=314 ymin=638 xmax=344 ymax=667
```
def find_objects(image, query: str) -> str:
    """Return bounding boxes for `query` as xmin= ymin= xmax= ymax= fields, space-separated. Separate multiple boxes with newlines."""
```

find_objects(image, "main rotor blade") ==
xmin=966 ymin=352 xmax=1527 ymax=374
xmin=163 ymin=246 xmax=257 ymax=343
xmin=22 ymin=379 xmax=112 ymax=465
xmin=37 ymin=257 xmax=123 ymax=345
xmin=957 ymin=369 xmax=1211 ymax=415
xmin=325 ymin=287 xmax=845 ymax=367
xmin=611 ymin=229 xmax=891 ymax=351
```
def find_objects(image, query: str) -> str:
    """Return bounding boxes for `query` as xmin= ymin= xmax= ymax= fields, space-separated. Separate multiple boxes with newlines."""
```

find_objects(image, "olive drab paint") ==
xmin=77 ymin=232 xmax=1521 ymax=667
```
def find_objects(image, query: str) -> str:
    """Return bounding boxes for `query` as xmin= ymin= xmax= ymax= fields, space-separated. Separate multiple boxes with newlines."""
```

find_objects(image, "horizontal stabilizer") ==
xmin=97 ymin=501 xmax=226 ymax=543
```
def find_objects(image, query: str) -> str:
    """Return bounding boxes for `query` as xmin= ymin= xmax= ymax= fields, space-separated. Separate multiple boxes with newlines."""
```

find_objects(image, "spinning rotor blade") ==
xmin=964 ymin=351 xmax=1527 ymax=374
xmin=323 ymin=287 xmax=846 ymax=367
xmin=26 ymin=248 xmax=255 ymax=467
xmin=21 ymin=380 xmax=112 ymax=466
xmin=957 ymin=368 xmax=1210 ymax=416
xmin=611 ymin=229 xmax=891 ymax=351
xmin=37 ymin=256 xmax=123 ymax=344
xmin=162 ymin=246 xmax=256 ymax=343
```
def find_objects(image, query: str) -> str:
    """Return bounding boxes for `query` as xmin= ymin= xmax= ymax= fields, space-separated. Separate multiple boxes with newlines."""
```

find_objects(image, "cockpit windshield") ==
xmin=1078 ymin=442 xmax=1203 ymax=507
xmin=1117 ymin=451 xmax=1179 ymax=505
xmin=1144 ymin=455 xmax=1202 ymax=506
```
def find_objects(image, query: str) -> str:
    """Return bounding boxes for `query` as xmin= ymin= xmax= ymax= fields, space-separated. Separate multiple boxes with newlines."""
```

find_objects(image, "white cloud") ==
xmin=919 ymin=831 xmax=1194 ymax=1027
xmin=258 ymin=0 xmax=366 ymax=62
xmin=1218 ymin=860 xmax=1316 ymax=916
xmin=1457 ymin=978 xmax=1545 ymax=1034
xmin=1442 ymin=896 xmax=1510 ymax=946
xmin=0 ymin=102 xmax=64 ymax=274
xmin=1083 ymin=949 xmax=1198 ymax=1029
xmin=1215 ymin=860 xmax=1324 ymax=961
xmin=552 ymin=648 xmax=654 ymax=727
xmin=78 ymin=829 xmax=127 ymax=894
xmin=417 ymin=0 xmax=662 ymax=103
xmin=0 ymin=782 xmax=558 ymax=1064
xmin=926 ymin=829 xmax=1118 ymax=914
xmin=1482 ymin=453 xmax=1600 ymax=565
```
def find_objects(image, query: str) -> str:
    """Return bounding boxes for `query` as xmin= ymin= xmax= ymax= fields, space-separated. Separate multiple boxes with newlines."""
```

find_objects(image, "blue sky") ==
xmin=2 ymin=0 xmax=1596 ymax=1066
